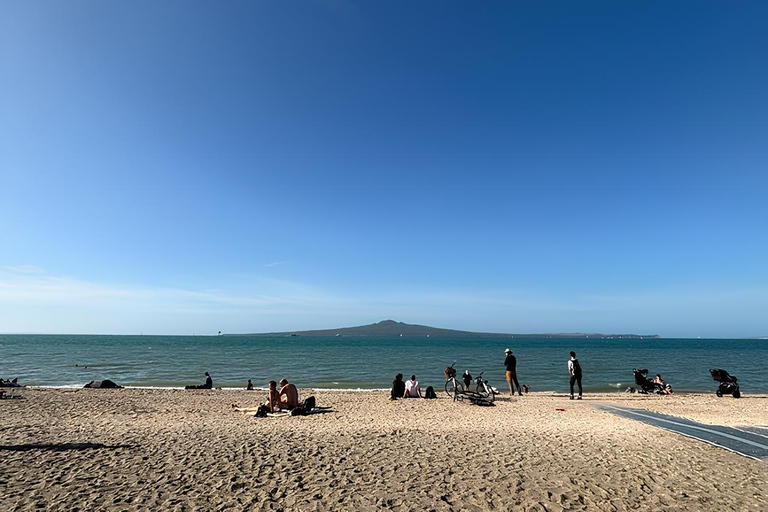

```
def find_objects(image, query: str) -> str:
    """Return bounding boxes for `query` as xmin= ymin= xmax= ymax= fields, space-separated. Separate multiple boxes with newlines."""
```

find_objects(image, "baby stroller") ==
xmin=710 ymin=368 xmax=740 ymax=398
xmin=626 ymin=369 xmax=666 ymax=395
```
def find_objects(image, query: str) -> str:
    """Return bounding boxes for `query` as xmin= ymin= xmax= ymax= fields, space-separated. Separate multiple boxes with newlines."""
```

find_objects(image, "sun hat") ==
xmin=505 ymin=348 xmax=512 ymax=353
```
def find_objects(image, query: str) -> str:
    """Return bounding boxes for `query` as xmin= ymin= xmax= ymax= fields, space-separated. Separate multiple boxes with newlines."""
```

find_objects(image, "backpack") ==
xmin=290 ymin=396 xmax=316 ymax=416
xmin=424 ymin=386 xmax=437 ymax=399
xmin=572 ymin=359 xmax=582 ymax=378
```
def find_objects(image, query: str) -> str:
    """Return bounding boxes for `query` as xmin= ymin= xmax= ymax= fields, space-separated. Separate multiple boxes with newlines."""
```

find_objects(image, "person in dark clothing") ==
xmin=462 ymin=370 xmax=472 ymax=391
xmin=390 ymin=373 xmax=406 ymax=400
xmin=505 ymin=349 xmax=522 ymax=397
xmin=568 ymin=351 xmax=582 ymax=400
xmin=185 ymin=372 xmax=213 ymax=390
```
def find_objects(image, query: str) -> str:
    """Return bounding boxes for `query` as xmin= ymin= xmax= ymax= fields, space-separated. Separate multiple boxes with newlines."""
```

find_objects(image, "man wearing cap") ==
xmin=504 ymin=349 xmax=523 ymax=397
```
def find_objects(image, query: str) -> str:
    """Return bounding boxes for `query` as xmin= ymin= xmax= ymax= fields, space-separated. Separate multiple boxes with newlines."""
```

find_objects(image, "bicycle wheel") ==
xmin=445 ymin=379 xmax=462 ymax=398
xmin=476 ymin=382 xmax=495 ymax=401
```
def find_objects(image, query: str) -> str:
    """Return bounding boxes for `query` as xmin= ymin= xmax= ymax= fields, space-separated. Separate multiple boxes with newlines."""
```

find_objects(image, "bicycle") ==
xmin=444 ymin=363 xmax=464 ymax=399
xmin=473 ymin=372 xmax=496 ymax=402
xmin=444 ymin=363 xmax=496 ymax=403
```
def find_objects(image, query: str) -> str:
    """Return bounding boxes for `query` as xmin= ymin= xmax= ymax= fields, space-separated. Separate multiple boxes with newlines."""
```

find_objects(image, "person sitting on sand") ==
xmin=185 ymin=372 xmax=213 ymax=390
xmin=390 ymin=373 xmax=406 ymax=400
xmin=652 ymin=374 xmax=674 ymax=394
xmin=278 ymin=379 xmax=299 ymax=410
xmin=404 ymin=375 xmax=421 ymax=398
xmin=233 ymin=381 xmax=281 ymax=414
xmin=247 ymin=379 xmax=254 ymax=391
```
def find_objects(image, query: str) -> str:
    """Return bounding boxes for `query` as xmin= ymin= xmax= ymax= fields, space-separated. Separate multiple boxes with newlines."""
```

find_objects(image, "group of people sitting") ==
xmin=389 ymin=373 xmax=436 ymax=399
xmin=234 ymin=378 xmax=309 ymax=416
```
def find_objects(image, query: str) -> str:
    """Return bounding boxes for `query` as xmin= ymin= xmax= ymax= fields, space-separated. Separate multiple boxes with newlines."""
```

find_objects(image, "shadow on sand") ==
xmin=0 ymin=442 xmax=133 ymax=452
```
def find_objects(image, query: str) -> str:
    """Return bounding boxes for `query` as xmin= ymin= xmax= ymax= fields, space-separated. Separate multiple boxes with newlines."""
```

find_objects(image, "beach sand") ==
xmin=1 ymin=389 xmax=766 ymax=511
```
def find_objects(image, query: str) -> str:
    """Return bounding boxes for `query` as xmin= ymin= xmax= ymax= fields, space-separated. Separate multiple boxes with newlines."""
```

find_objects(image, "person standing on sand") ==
xmin=278 ymin=378 xmax=299 ymax=409
xmin=568 ymin=351 xmax=583 ymax=400
xmin=505 ymin=349 xmax=522 ymax=397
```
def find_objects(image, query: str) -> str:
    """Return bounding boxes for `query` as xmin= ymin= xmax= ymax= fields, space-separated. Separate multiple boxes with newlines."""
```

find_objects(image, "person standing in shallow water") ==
xmin=568 ymin=351 xmax=583 ymax=400
xmin=505 ymin=349 xmax=522 ymax=397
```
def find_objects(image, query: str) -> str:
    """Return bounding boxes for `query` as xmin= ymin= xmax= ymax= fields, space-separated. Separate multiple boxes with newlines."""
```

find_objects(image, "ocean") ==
xmin=1 ymin=334 xmax=766 ymax=394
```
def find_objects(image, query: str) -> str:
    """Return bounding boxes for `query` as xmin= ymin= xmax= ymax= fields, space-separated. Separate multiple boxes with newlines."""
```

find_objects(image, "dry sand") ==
xmin=1 ymin=389 xmax=766 ymax=511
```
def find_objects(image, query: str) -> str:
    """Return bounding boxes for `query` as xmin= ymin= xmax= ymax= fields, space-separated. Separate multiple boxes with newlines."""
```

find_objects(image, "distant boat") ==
xmin=335 ymin=334 xmax=341 ymax=337
xmin=400 ymin=334 xmax=403 ymax=337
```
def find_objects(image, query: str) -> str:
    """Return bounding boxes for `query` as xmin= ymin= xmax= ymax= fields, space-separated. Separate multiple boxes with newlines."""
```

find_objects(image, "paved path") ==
xmin=597 ymin=404 xmax=768 ymax=460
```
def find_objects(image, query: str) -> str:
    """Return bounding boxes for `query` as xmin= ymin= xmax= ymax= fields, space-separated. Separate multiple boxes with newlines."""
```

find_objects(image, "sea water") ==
xmin=1 ymin=334 xmax=766 ymax=393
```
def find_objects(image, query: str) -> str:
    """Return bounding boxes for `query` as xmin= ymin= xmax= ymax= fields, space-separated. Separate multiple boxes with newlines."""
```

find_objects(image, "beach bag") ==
xmin=254 ymin=405 xmax=269 ymax=418
xmin=290 ymin=396 xmax=317 ymax=416
xmin=424 ymin=386 xmax=437 ymax=399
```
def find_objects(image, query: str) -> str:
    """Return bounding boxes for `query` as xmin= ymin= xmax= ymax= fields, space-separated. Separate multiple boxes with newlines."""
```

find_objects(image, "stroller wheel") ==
xmin=733 ymin=390 xmax=741 ymax=398
xmin=716 ymin=390 xmax=723 ymax=397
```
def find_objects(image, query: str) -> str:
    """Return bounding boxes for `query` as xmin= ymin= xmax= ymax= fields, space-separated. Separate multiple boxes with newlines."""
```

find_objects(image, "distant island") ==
xmin=239 ymin=319 xmax=659 ymax=339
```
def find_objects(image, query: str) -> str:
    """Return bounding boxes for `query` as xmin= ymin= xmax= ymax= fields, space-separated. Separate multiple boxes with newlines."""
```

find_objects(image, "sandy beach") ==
xmin=1 ymin=389 xmax=766 ymax=511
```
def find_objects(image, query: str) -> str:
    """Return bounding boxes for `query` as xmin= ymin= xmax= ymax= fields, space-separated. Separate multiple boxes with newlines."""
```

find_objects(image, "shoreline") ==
xmin=22 ymin=384 xmax=768 ymax=394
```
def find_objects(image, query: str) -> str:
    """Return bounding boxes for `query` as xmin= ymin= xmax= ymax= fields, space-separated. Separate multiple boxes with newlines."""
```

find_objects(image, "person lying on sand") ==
xmin=279 ymin=379 xmax=299 ymax=410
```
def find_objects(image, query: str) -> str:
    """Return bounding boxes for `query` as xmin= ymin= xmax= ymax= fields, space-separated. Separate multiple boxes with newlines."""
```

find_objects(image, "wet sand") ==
xmin=1 ymin=389 xmax=766 ymax=511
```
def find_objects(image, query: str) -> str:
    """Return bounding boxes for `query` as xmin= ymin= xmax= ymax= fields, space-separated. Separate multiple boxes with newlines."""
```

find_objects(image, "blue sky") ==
xmin=1 ymin=1 xmax=766 ymax=337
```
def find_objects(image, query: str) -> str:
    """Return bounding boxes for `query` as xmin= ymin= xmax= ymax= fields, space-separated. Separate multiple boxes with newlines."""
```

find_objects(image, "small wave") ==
xmin=32 ymin=384 xmax=84 ymax=389
xmin=310 ymin=388 xmax=390 ymax=393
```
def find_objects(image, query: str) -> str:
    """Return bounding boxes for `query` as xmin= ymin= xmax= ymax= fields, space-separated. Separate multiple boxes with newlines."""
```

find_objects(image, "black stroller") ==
xmin=710 ymin=368 xmax=740 ymax=398
xmin=627 ymin=369 xmax=666 ymax=394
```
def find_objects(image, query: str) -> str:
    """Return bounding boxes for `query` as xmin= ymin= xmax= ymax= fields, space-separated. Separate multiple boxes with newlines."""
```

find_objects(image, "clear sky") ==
xmin=1 ymin=1 xmax=766 ymax=337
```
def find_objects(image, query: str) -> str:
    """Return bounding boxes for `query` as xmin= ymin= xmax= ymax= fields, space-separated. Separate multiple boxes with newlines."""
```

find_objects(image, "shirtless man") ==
xmin=278 ymin=378 xmax=299 ymax=410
